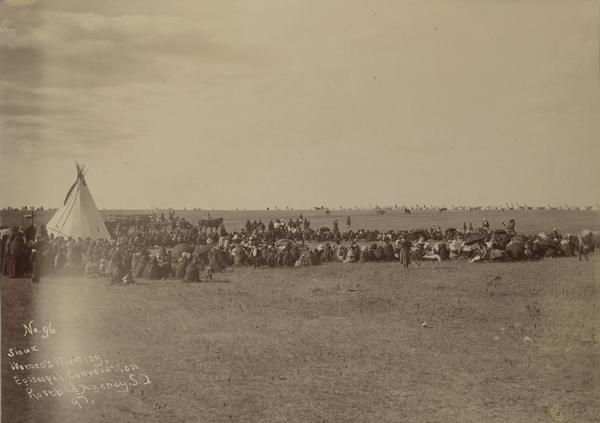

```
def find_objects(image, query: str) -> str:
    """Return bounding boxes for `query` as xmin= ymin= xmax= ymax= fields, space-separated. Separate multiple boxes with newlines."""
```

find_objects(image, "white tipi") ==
xmin=46 ymin=163 xmax=111 ymax=240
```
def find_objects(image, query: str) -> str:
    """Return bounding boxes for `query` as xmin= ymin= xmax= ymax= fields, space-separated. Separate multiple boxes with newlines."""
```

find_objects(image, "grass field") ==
xmin=2 ymin=256 xmax=599 ymax=422
xmin=2 ymin=209 xmax=599 ymax=235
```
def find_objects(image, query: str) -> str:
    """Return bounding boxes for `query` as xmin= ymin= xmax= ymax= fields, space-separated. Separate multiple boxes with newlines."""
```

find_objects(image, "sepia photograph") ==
xmin=1 ymin=0 xmax=599 ymax=422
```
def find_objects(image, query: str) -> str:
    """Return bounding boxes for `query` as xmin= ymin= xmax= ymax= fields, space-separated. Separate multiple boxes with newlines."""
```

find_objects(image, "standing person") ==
xmin=122 ymin=249 xmax=134 ymax=281
xmin=30 ymin=248 xmax=42 ymax=284
xmin=463 ymin=222 xmax=467 ymax=234
xmin=399 ymin=236 xmax=412 ymax=268
xmin=24 ymin=223 xmax=36 ymax=243
xmin=218 ymin=223 xmax=227 ymax=237
xmin=54 ymin=247 xmax=67 ymax=275
xmin=0 ymin=231 xmax=9 ymax=277
xmin=110 ymin=248 xmax=123 ymax=284
xmin=8 ymin=231 xmax=26 ymax=278
xmin=38 ymin=224 xmax=48 ymax=239
xmin=4 ymin=232 xmax=15 ymax=277
xmin=346 ymin=215 xmax=352 ymax=229
xmin=482 ymin=218 xmax=490 ymax=231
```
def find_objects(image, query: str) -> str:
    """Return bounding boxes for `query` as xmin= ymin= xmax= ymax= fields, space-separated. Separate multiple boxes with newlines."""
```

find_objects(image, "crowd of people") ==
xmin=0 ymin=212 xmax=588 ymax=285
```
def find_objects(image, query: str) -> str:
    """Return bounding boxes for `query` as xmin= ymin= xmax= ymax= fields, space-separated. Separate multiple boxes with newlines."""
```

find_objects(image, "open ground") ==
xmin=2 ymin=255 xmax=598 ymax=422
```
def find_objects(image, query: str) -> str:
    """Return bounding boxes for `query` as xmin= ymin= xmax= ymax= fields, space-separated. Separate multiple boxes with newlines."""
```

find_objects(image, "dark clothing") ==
xmin=438 ymin=243 xmax=450 ymax=261
xmin=111 ymin=261 xmax=123 ymax=284
xmin=8 ymin=235 xmax=26 ymax=278
xmin=159 ymin=262 xmax=172 ymax=279
xmin=24 ymin=225 xmax=36 ymax=242
xmin=134 ymin=255 xmax=148 ymax=278
xmin=399 ymin=249 xmax=410 ymax=267
xmin=142 ymin=259 xmax=153 ymax=279
xmin=31 ymin=251 xmax=42 ymax=283
xmin=383 ymin=243 xmax=395 ymax=261
xmin=399 ymin=240 xmax=412 ymax=267
xmin=143 ymin=257 xmax=161 ymax=280
xmin=175 ymin=258 xmax=189 ymax=279
xmin=149 ymin=258 xmax=161 ymax=280
xmin=7 ymin=255 xmax=18 ymax=278
xmin=311 ymin=249 xmax=321 ymax=266
xmin=506 ymin=221 xmax=516 ymax=235
xmin=184 ymin=262 xmax=200 ymax=282
xmin=374 ymin=245 xmax=384 ymax=261
xmin=0 ymin=235 xmax=7 ymax=276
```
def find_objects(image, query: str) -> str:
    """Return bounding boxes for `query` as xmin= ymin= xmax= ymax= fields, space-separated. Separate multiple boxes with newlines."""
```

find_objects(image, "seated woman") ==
xmin=175 ymin=253 xmax=190 ymax=279
xmin=157 ymin=249 xmax=172 ymax=279
xmin=295 ymin=248 xmax=312 ymax=267
xmin=99 ymin=257 xmax=108 ymax=275
xmin=134 ymin=251 xmax=148 ymax=278
xmin=110 ymin=255 xmax=123 ymax=284
xmin=146 ymin=256 xmax=161 ymax=280
xmin=448 ymin=240 xmax=463 ymax=259
xmin=311 ymin=248 xmax=322 ymax=265
xmin=359 ymin=246 xmax=371 ymax=262
xmin=344 ymin=244 xmax=360 ymax=263
xmin=183 ymin=259 xmax=200 ymax=282
xmin=437 ymin=243 xmax=450 ymax=261
xmin=422 ymin=243 xmax=442 ymax=262
xmin=373 ymin=245 xmax=384 ymax=261
xmin=336 ymin=244 xmax=347 ymax=262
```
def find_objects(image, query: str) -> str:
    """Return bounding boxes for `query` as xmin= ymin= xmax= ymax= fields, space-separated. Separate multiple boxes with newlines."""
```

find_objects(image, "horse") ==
xmin=577 ymin=229 xmax=600 ymax=261
xmin=375 ymin=208 xmax=386 ymax=216
xmin=198 ymin=217 xmax=224 ymax=233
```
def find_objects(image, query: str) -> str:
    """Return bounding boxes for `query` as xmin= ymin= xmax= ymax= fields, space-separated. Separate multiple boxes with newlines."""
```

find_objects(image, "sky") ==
xmin=1 ymin=0 xmax=599 ymax=210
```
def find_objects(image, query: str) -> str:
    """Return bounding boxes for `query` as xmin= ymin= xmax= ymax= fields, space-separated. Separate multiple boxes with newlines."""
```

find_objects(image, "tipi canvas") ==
xmin=46 ymin=163 xmax=111 ymax=240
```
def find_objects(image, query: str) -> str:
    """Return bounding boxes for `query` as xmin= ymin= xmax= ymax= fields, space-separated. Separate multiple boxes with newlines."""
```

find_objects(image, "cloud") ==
xmin=0 ymin=10 xmax=243 ymax=87
xmin=0 ymin=82 xmax=153 ymax=160
xmin=4 ymin=0 xmax=36 ymax=7
xmin=0 ymin=8 xmax=247 ymax=161
xmin=0 ymin=84 xmax=43 ymax=116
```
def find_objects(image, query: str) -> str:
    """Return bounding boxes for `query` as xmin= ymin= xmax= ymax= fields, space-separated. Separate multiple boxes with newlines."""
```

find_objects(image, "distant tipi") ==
xmin=46 ymin=163 xmax=111 ymax=240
